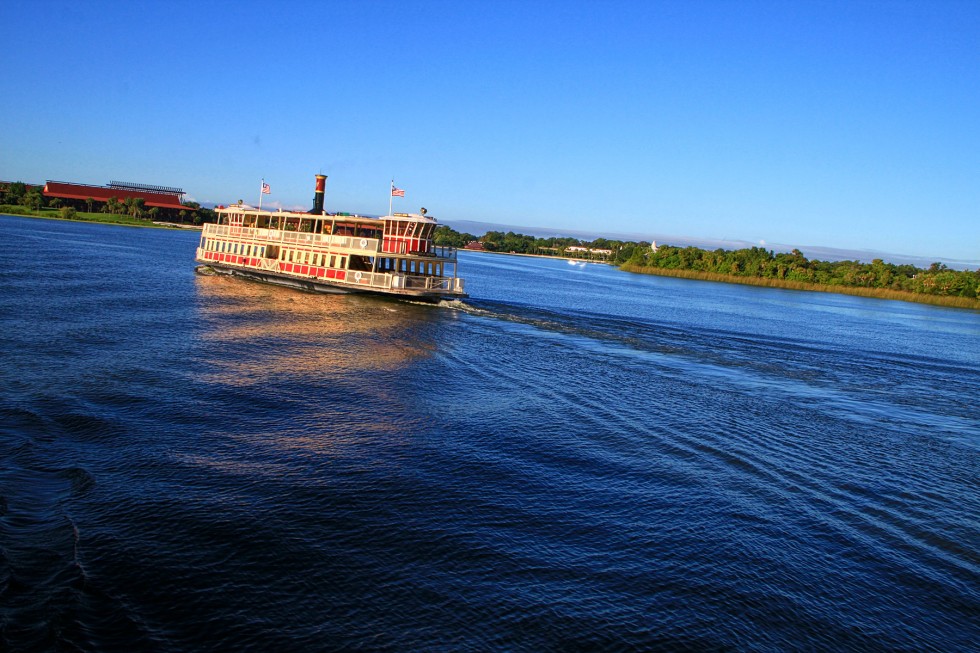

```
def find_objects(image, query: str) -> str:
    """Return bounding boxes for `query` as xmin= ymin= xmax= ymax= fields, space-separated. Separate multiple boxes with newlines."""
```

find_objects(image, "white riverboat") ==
xmin=195 ymin=175 xmax=465 ymax=301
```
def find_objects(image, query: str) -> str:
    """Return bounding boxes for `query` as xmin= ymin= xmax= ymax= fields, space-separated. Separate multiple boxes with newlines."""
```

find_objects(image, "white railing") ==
xmin=202 ymin=223 xmax=459 ymax=262
xmin=202 ymin=223 xmax=379 ymax=252
xmin=431 ymin=246 xmax=458 ymax=261
xmin=397 ymin=274 xmax=464 ymax=292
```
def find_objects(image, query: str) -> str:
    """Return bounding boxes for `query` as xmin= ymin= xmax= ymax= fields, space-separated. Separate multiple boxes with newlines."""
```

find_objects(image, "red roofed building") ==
xmin=43 ymin=180 xmax=188 ymax=216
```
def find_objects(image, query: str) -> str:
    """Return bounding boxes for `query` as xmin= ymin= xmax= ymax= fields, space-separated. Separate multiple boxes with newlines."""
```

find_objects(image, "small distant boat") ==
xmin=195 ymin=175 xmax=466 ymax=302
xmin=567 ymin=260 xmax=587 ymax=267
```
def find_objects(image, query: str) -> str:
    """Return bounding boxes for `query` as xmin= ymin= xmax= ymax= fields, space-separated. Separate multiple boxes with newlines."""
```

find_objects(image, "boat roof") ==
xmin=215 ymin=204 xmax=438 ymax=225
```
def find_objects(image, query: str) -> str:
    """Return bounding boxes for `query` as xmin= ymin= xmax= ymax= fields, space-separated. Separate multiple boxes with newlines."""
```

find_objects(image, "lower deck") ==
xmin=196 ymin=245 xmax=465 ymax=299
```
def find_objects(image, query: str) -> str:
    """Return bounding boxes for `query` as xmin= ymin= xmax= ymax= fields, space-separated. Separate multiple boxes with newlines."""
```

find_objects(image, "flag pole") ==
xmin=258 ymin=179 xmax=263 ymax=210
xmin=389 ymin=179 xmax=393 ymax=217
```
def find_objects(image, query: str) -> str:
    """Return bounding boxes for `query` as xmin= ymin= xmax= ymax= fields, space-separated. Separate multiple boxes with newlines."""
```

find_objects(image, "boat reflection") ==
xmin=192 ymin=273 xmax=441 ymax=387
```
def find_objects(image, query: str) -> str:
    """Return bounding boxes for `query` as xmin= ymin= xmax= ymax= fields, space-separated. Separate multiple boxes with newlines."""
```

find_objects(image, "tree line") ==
xmin=433 ymin=225 xmax=979 ymax=300
xmin=433 ymin=226 xmax=649 ymax=264
xmin=626 ymin=244 xmax=978 ymax=298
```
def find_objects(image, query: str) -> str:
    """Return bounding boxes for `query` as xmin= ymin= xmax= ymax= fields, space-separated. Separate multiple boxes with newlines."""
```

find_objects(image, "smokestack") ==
xmin=311 ymin=174 xmax=327 ymax=214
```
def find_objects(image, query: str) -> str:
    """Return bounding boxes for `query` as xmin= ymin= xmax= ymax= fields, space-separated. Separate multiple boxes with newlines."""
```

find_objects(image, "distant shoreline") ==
xmin=1 ymin=209 xmax=201 ymax=230
xmin=621 ymin=263 xmax=980 ymax=310
xmin=462 ymin=248 xmax=612 ymax=264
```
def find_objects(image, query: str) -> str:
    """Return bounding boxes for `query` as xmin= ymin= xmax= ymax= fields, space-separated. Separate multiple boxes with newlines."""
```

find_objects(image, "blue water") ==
xmin=1 ymin=214 xmax=978 ymax=651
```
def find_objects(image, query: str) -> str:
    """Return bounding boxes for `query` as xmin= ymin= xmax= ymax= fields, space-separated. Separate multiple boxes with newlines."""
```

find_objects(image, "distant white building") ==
xmin=566 ymin=246 xmax=612 ymax=258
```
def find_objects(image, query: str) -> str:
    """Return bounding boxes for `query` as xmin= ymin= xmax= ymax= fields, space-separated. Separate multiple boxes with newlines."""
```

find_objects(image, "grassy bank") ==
xmin=621 ymin=263 xmax=980 ymax=310
xmin=0 ymin=205 xmax=196 ymax=229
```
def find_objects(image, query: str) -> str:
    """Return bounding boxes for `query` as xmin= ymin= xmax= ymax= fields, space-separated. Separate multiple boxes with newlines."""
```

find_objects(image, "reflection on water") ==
xmin=193 ymin=275 xmax=441 ymax=385
xmin=184 ymin=274 xmax=440 ymax=464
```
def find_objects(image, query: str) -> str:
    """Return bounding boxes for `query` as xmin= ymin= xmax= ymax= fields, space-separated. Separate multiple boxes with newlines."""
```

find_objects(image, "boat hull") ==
xmin=197 ymin=263 xmax=465 ymax=302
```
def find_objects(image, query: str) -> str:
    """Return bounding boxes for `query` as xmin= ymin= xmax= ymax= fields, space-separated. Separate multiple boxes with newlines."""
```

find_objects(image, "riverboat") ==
xmin=195 ymin=175 xmax=465 ymax=301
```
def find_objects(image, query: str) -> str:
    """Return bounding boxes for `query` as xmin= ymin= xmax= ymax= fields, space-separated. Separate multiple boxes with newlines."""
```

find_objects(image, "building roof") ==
xmin=43 ymin=181 xmax=188 ymax=210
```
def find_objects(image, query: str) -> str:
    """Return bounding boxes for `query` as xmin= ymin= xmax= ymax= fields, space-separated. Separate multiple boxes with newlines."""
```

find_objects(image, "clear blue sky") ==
xmin=2 ymin=0 xmax=978 ymax=264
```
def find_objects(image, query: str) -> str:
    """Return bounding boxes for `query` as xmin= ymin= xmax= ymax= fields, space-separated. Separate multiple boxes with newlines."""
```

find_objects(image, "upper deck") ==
xmin=211 ymin=205 xmax=454 ymax=260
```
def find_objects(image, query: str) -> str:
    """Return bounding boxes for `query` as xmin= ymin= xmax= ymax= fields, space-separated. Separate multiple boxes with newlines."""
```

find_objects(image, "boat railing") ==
xmin=204 ymin=223 xmax=379 ymax=252
xmin=204 ymin=224 xmax=457 ymax=261
xmin=431 ymin=246 xmax=458 ymax=260
xmin=398 ymin=274 xmax=464 ymax=293
xmin=346 ymin=270 xmax=394 ymax=290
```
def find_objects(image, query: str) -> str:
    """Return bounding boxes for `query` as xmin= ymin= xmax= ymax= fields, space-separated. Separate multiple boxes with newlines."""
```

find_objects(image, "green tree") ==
xmin=126 ymin=197 xmax=145 ymax=219
xmin=60 ymin=206 xmax=77 ymax=220
xmin=22 ymin=190 xmax=42 ymax=211
xmin=85 ymin=197 xmax=94 ymax=213
xmin=433 ymin=225 xmax=476 ymax=248
xmin=6 ymin=182 xmax=27 ymax=204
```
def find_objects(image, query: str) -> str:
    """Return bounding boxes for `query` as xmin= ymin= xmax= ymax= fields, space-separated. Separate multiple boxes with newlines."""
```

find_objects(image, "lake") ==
xmin=1 ymin=214 xmax=977 ymax=651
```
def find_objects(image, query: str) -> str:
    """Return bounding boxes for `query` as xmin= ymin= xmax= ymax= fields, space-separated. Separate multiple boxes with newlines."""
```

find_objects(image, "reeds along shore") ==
xmin=620 ymin=264 xmax=980 ymax=310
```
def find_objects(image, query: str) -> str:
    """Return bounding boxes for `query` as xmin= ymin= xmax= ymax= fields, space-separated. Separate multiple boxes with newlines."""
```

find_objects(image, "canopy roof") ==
xmin=217 ymin=203 xmax=437 ymax=225
xmin=43 ymin=181 xmax=188 ymax=210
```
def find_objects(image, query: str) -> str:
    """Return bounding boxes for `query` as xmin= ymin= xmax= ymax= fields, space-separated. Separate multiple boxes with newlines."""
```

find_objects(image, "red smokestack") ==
xmin=311 ymin=174 xmax=327 ymax=214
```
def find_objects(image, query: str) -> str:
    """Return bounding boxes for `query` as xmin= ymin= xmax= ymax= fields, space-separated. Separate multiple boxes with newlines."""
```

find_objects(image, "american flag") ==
xmin=391 ymin=185 xmax=405 ymax=197
xmin=261 ymin=181 xmax=271 ymax=194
